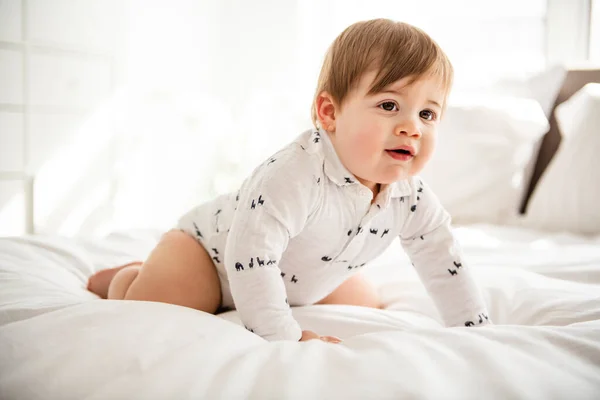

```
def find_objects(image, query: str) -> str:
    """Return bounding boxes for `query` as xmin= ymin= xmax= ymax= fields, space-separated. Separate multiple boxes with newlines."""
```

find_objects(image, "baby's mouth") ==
xmin=385 ymin=148 xmax=415 ymax=161
xmin=389 ymin=149 xmax=412 ymax=155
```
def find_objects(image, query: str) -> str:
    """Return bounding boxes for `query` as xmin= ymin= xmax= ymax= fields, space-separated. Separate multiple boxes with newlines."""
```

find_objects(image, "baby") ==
xmin=88 ymin=18 xmax=491 ymax=342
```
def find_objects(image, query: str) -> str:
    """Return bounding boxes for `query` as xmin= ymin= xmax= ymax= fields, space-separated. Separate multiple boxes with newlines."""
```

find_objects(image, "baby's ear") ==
xmin=315 ymin=91 xmax=337 ymax=133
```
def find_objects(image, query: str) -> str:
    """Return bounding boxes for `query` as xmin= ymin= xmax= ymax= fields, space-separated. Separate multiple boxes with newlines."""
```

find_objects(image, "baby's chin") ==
xmin=374 ymin=169 xmax=415 ymax=184
xmin=351 ymin=165 xmax=417 ymax=186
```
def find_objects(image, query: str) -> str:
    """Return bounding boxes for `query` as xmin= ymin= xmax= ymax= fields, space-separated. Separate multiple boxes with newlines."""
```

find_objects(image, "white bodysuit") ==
xmin=177 ymin=128 xmax=491 ymax=341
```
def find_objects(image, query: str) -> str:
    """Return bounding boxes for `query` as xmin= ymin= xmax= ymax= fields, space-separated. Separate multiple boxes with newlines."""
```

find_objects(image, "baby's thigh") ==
xmin=125 ymin=230 xmax=222 ymax=313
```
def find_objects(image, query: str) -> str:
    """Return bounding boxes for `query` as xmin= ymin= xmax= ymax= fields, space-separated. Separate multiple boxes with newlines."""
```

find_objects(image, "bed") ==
xmin=1 ymin=70 xmax=600 ymax=399
xmin=1 ymin=226 xmax=600 ymax=399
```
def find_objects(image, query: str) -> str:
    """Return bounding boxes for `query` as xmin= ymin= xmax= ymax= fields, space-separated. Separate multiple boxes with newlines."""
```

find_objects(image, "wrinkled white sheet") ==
xmin=1 ymin=225 xmax=600 ymax=400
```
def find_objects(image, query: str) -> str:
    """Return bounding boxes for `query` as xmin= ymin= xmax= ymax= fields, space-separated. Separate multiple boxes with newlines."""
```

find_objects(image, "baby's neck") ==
xmin=371 ymin=183 xmax=381 ymax=203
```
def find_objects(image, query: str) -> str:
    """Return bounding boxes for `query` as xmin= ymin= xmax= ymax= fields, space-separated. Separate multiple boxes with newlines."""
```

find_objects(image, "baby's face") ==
xmin=329 ymin=71 xmax=444 ymax=190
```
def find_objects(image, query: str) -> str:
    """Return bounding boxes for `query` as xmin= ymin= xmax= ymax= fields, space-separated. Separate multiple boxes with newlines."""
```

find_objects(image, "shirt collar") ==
xmin=321 ymin=129 xmax=359 ymax=187
xmin=380 ymin=179 xmax=412 ymax=199
xmin=301 ymin=128 xmax=412 ymax=198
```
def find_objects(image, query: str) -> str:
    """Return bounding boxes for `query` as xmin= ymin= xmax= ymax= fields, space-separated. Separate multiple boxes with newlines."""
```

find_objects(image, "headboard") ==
xmin=520 ymin=68 xmax=600 ymax=214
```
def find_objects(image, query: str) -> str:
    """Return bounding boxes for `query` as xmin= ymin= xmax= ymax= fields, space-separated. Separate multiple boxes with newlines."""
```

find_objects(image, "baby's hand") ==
xmin=300 ymin=330 xmax=342 ymax=344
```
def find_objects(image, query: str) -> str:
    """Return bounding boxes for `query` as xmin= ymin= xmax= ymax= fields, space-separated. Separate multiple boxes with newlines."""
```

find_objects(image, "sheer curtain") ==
xmin=107 ymin=0 xmax=549 ymax=232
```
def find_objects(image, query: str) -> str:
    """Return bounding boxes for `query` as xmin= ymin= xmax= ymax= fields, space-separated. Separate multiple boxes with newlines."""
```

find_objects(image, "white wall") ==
xmin=0 ymin=0 xmax=125 ymax=236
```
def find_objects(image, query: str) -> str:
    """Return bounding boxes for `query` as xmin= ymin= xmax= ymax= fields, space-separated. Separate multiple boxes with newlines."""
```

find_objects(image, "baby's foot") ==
xmin=87 ymin=262 xmax=142 ymax=299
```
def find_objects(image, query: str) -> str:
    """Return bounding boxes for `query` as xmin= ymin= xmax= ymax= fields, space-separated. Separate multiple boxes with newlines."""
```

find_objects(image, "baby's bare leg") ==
xmin=107 ymin=230 xmax=222 ymax=314
xmin=316 ymin=272 xmax=382 ymax=309
xmin=106 ymin=265 xmax=142 ymax=299
xmin=88 ymin=261 xmax=142 ymax=299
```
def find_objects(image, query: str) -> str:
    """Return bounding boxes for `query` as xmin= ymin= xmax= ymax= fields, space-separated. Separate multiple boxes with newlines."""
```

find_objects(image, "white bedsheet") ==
xmin=1 ymin=225 xmax=600 ymax=399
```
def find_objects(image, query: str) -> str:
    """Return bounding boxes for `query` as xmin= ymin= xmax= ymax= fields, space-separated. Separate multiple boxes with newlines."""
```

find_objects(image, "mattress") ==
xmin=1 ymin=225 xmax=600 ymax=399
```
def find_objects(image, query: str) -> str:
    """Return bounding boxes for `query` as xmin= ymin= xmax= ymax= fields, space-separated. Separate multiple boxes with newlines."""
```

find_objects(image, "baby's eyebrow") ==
xmin=427 ymin=99 xmax=442 ymax=109
xmin=380 ymin=88 xmax=404 ymax=96
xmin=378 ymin=88 xmax=442 ymax=109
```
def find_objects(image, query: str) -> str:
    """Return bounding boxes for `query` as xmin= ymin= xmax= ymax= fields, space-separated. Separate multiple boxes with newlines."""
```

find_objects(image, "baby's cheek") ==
xmin=356 ymin=133 xmax=373 ymax=151
xmin=413 ymin=136 xmax=436 ymax=172
xmin=355 ymin=129 xmax=380 ymax=154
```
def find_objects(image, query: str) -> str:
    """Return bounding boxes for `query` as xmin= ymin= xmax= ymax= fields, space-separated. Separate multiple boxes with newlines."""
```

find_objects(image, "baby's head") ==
xmin=312 ymin=19 xmax=453 ymax=190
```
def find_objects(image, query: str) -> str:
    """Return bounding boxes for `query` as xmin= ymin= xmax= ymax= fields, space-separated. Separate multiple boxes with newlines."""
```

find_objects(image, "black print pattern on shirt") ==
xmin=347 ymin=229 xmax=353 ymax=236
xmin=250 ymin=195 xmax=265 ymax=209
xmin=347 ymin=263 xmax=366 ymax=270
xmin=248 ymin=257 xmax=276 ymax=267
xmin=248 ymin=257 xmax=277 ymax=268
xmin=321 ymin=256 xmax=332 ymax=262
xmin=370 ymin=228 xmax=378 ymax=234
xmin=381 ymin=229 xmax=389 ymax=238
xmin=355 ymin=226 xmax=363 ymax=235
xmin=212 ymin=248 xmax=220 ymax=264
xmin=193 ymin=222 xmax=203 ymax=239
xmin=344 ymin=177 xmax=354 ymax=184
xmin=465 ymin=313 xmax=489 ymax=327
xmin=235 ymin=262 xmax=244 ymax=271
xmin=411 ymin=183 xmax=424 ymax=212
xmin=244 ymin=325 xmax=254 ymax=333
xmin=267 ymin=157 xmax=276 ymax=165
xmin=447 ymin=261 xmax=463 ymax=276
xmin=281 ymin=272 xmax=285 ymax=278
xmin=291 ymin=275 xmax=298 ymax=283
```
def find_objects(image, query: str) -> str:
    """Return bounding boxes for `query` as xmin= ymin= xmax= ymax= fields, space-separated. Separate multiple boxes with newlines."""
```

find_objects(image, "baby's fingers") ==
xmin=320 ymin=335 xmax=342 ymax=344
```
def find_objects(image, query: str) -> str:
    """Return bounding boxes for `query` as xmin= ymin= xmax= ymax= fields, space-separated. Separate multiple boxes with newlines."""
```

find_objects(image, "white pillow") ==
xmin=420 ymin=94 xmax=549 ymax=225
xmin=493 ymin=65 xmax=567 ymax=118
xmin=519 ymin=83 xmax=600 ymax=235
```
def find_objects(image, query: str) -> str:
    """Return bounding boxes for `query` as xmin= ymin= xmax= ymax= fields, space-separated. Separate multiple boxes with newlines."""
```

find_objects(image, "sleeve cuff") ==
xmin=261 ymin=318 xmax=303 ymax=342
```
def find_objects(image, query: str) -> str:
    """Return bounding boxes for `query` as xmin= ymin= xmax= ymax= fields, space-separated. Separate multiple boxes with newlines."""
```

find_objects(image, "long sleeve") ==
xmin=224 ymin=148 xmax=319 ymax=341
xmin=399 ymin=178 xmax=491 ymax=328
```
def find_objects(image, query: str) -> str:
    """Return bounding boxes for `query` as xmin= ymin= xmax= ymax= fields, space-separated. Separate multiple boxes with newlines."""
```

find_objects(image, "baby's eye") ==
xmin=379 ymin=101 xmax=398 ymax=112
xmin=419 ymin=109 xmax=436 ymax=121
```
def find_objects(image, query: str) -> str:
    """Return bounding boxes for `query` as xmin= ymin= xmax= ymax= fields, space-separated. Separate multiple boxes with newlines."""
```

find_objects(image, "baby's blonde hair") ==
xmin=311 ymin=19 xmax=453 ymax=127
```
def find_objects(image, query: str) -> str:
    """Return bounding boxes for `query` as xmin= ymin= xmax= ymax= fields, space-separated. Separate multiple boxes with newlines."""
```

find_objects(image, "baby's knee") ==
xmin=317 ymin=273 xmax=382 ymax=309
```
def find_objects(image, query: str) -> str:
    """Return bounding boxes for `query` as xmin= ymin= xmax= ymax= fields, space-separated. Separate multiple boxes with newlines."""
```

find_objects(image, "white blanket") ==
xmin=1 ymin=225 xmax=600 ymax=399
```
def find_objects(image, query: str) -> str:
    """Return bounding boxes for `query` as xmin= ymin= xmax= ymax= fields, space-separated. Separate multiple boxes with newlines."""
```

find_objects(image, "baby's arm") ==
xmin=224 ymin=148 xmax=318 ymax=341
xmin=399 ymin=178 xmax=491 ymax=328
